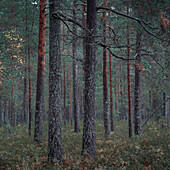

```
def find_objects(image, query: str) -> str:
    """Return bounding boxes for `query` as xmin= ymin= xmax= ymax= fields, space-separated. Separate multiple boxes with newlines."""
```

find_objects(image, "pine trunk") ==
xmin=102 ymin=0 xmax=110 ymax=136
xmin=34 ymin=0 xmax=46 ymax=143
xmin=72 ymin=0 xmax=80 ymax=133
xmin=4 ymin=100 xmax=8 ymax=124
xmin=134 ymin=31 xmax=142 ymax=135
xmin=0 ymin=100 xmax=2 ymax=127
xmin=82 ymin=0 xmax=97 ymax=157
xmin=127 ymin=7 xmax=132 ymax=137
xmin=28 ymin=36 xmax=32 ymax=136
xmin=48 ymin=0 xmax=64 ymax=163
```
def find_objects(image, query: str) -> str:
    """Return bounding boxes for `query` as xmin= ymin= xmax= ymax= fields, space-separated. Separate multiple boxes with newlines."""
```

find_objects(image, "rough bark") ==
xmin=102 ymin=0 xmax=110 ymax=136
xmin=108 ymin=11 xmax=114 ymax=132
xmin=134 ymin=31 xmax=142 ymax=135
xmin=82 ymin=0 xmax=97 ymax=157
xmin=127 ymin=7 xmax=132 ymax=138
xmin=67 ymin=71 xmax=70 ymax=123
xmin=82 ymin=0 xmax=86 ymax=122
xmin=48 ymin=0 xmax=64 ymax=163
xmin=34 ymin=0 xmax=46 ymax=143
xmin=72 ymin=0 xmax=80 ymax=133
xmin=63 ymin=60 xmax=66 ymax=126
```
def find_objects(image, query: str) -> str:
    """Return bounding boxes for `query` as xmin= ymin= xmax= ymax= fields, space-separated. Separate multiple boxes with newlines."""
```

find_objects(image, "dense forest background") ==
xmin=0 ymin=0 xmax=169 ymax=169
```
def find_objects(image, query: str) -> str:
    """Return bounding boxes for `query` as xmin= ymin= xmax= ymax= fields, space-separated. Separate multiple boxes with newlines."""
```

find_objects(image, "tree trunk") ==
xmin=34 ymin=0 xmax=46 ymax=143
xmin=28 ymin=36 xmax=32 ymax=136
xmin=102 ymin=0 xmax=110 ymax=136
xmin=63 ymin=60 xmax=66 ymax=126
xmin=4 ymin=100 xmax=8 ymax=124
xmin=82 ymin=0 xmax=97 ymax=157
xmin=70 ymin=73 xmax=73 ymax=125
xmin=82 ymin=0 xmax=86 ymax=123
xmin=163 ymin=92 xmax=166 ymax=118
xmin=72 ymin=0 xmax=80 ymax=133
xmin=67 ymin=71 xmax=70 ymax=123
xmin=165 ymin=96 xmax=169 ymax=127
xmin=23 ymin=73 xmax=27 ymax=122
xmin=127 ymin=7 xmax=132 ymax=138
xmin=134 ymin=31 xmax=142 ymax=136
xmin=48 ymin=0 xmax=64 ymax=163
xmin=108 ymin=11 xmax=114 ymax=132
xmin=0 ymin=99 xmax=2 ymax=127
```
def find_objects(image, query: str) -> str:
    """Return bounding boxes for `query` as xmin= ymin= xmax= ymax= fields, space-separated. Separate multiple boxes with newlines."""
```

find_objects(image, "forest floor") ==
xmin=0 ymin=119 xmax=169 ymax=169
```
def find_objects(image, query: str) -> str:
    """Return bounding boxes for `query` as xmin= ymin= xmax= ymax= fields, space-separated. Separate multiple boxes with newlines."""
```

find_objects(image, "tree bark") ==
xmin=102 ymin=0 xmax=110 ymax=136
xmin=48 ymin=0 xmax=64 ymax=163
xmin=34 ymin=0 xmax=46 ymax=143
xmin=28 ymin=35 xmax=32 ymax=136
xmin=63 ymin=60 xmax=66 ymax=126
xmin=126 ymin=7 xmax=132 ymax=138
xmin=134 ymin=31 xmax=142 ymax=135
xmin=23 ymin=72 xmax=27 ymax=122
xmin=67 ymin=71 xmax=70 ymax=123
xmin=108 ymin=11 xmax=114 ymax=132
xmin=82 ymin=0 xmax=97 ymax=157
xmin=72 ymin=0 xmax=80 ymax=133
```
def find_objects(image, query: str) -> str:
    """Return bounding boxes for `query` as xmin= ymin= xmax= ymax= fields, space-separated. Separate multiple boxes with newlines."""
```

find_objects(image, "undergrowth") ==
xmin=0 ymin=119 xmax=169 ymax=169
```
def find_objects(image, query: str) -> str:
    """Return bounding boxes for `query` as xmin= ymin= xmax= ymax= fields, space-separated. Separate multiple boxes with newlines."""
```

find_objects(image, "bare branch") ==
xmin=98 ymin=43 xmax=137 ymax=61
xmin=97 ymin=6 xmax=167 ymax=41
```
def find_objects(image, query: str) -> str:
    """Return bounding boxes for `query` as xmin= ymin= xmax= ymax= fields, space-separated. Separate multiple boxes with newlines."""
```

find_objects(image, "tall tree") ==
xmin=72 ymin=0 xmax=80 ymax=133
xmin=34 ymin=0 xmax=46 ymax=143
xmin=48 ymin=0 xmax=64 ymax=163
xmin=102 ymin=0 xmax=110 ymax=136
xmin=82 ymin=0 xmax=97 ymax=157
xmin=0 ymin=99 xmax=2 ymax=127
xmin=126 ymin=7 xmax=132 ymax=137
xmin=134 ymin=30 xmax=142 ymax=135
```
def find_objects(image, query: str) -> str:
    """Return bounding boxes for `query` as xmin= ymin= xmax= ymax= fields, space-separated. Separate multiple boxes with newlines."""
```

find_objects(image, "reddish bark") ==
xmin=102 ymin=0 xmax=110 ymax=136
xmin=126 ymin=7 xmax=132 ymax=138
xmin=34 ymin=0 xmax=46 ymax=143
xmin=114 ymin=64 xmax=118 ymax=120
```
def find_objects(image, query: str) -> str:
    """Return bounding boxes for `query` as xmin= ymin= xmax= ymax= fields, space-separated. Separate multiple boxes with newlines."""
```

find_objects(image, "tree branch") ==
xmin=98 ymin=43 xmax=137 ymax=61
xmin=142 ymin=97 xmax=170 ymax=127
xmin=97 ymin=6 xmax=167 ymax=41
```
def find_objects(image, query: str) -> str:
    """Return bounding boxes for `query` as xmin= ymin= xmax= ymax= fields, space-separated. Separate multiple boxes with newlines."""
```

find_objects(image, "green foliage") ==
xmin=0 ymin=120 xmax=169 ymax=169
